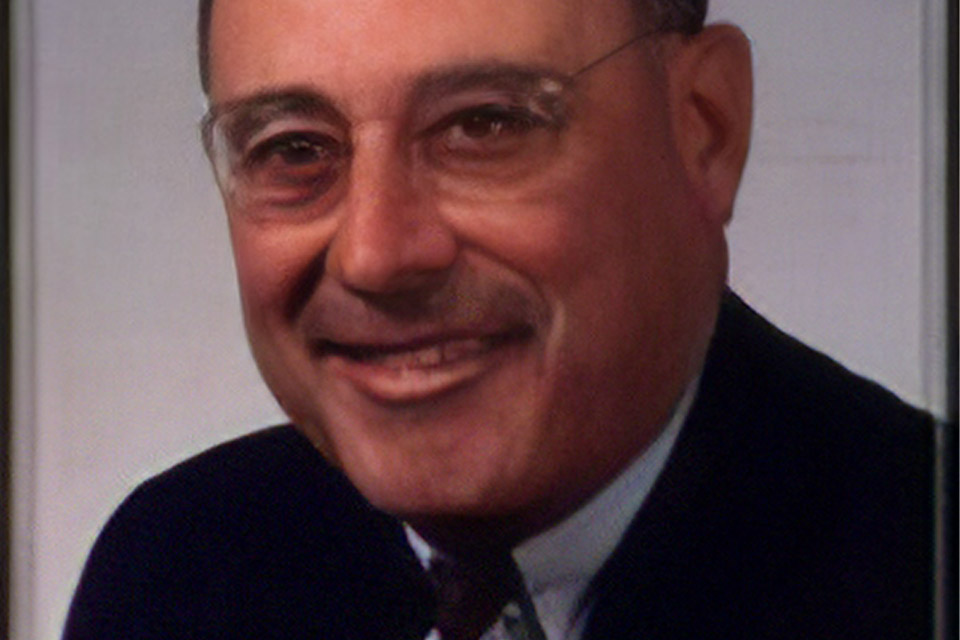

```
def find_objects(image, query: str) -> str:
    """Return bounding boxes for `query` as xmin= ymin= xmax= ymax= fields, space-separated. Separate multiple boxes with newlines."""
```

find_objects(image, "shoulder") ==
xmin=614 ymin=291 xmax=936 ymax=638
xmin=124 ymin=425 xmax=357 ymax=519
xmin=98 ymin=426 xmax=376 ymax=553
xmin=701 ymin=290 xmax=933 ymax=465
xmin=699 ymin=291 xmax=934 ymax=546
xmin=64 ymin=426 xmax=432 ymax=640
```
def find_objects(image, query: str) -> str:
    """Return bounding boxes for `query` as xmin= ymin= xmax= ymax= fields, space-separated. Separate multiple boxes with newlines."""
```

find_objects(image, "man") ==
xmin=63 ymin=0 xmax=934 ymax=638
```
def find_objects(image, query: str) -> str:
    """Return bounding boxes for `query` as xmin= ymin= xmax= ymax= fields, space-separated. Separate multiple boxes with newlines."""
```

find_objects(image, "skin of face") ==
xmin=207 ymin=0 xmax=751 ymax=550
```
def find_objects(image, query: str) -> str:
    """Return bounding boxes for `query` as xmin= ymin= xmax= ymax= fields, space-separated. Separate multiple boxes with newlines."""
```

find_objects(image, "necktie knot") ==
xmin=427 ymin=552 xmax=545 ymax=640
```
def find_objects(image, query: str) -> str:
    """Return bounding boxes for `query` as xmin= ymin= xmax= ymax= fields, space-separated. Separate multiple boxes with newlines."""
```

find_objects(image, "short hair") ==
xmin=197 ymin=0 xmax=707 ymax=94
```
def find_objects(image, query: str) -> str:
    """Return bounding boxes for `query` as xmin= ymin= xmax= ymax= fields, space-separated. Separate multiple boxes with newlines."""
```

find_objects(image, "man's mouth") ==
xmin=313 ymin=327 xmax=533 ymax=403
xmin=320 ymin=333 xmax=522 ymax=369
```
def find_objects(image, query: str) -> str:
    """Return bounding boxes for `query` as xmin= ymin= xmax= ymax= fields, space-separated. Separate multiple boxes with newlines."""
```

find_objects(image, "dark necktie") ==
xmin=427 ymin=552 xmax=547 ymax=640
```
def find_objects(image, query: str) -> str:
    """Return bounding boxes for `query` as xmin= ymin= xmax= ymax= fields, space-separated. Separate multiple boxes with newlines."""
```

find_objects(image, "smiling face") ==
xmin=207 ymin=0 xmax=737 ymax=546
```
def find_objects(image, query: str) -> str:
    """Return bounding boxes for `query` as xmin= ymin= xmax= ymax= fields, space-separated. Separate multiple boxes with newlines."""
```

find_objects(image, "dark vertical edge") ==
xmin=947 ymin=0 xmax=958 ymax=428
xmin=943 ymin=0 xmax=960 ymax=638
xmin=937 ymin=1 xmax=957 ymax=639
xmin=0 ymin=0 xmax=12 ymax=634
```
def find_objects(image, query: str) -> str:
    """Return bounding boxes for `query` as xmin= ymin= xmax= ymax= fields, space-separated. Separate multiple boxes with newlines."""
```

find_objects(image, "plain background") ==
xmin=9 ymin=1 xmax=949 ymax=639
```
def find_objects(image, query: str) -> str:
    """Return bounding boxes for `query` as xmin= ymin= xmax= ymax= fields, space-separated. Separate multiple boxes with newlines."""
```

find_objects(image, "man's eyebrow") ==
xmin=202 ymin=88 xmax=347 ymax=147
xmin=201 ymin=64 xmax=575 ymax=147
xmin=409 ymin=63 xmax=575 ymax=107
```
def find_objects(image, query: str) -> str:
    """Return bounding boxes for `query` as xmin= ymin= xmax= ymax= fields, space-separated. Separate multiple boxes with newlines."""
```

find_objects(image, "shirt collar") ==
xmin=511 ymin=375 xmax=697 ymax=592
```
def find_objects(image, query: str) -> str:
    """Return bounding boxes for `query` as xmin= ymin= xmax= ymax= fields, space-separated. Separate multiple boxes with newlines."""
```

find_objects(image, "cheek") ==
xmin=228 ymin=220 xmax=330 ymax=327
xmin=441 ymin=168 xmax=618 ymax=301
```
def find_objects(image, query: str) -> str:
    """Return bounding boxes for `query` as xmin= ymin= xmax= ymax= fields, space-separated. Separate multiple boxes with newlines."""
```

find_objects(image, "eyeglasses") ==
xmin=203 ymin=31 xmax=659 ymax=222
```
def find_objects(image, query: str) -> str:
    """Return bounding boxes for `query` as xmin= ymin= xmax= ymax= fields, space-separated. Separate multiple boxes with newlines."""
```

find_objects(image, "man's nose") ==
xmin=324 ymin=142 xmax=458 ymax=295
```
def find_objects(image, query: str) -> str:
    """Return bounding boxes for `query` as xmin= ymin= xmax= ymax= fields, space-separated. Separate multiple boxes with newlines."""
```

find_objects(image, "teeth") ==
xmin=379 ymin=344 xmax=443 ymax=369
xmin=441 ymin=338 xmax=488 ymax=361
xmin=368 ymin=338 xmax=492 ymax=370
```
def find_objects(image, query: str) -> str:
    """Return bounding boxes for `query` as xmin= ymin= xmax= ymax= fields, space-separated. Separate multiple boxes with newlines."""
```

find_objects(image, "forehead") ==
xmin=208 ymin=0 xmax=638 ymax=103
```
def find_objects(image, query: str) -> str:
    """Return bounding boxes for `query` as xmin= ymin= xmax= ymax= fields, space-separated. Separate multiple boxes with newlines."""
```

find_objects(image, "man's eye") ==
xmin=451 ymin=106 xmax=540 ymax=139
xmin=237 ymin=131 xmax=347 ymax=207
xmin=432 ymin=105 xmax=548 ymax=158
xmin=245 ymin=131 xmax=344 ymax=173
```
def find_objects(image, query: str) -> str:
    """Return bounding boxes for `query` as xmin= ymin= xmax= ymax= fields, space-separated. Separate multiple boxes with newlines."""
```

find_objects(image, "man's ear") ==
xmin=667 ymin=24 xmax=753 ymax=226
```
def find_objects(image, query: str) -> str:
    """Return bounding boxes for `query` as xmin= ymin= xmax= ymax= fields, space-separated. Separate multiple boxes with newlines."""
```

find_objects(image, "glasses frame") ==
xmin=200 ymin=28 xmax=666 ymax=214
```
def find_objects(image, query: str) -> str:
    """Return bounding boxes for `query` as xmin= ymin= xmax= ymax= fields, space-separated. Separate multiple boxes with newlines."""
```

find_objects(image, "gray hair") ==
xmin=197 ymin=0 xmax=707 ymax=93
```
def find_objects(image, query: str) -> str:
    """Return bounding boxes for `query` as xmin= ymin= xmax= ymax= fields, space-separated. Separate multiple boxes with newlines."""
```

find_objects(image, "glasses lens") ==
xmin=208 ymin=112 xmax=348 ymax=212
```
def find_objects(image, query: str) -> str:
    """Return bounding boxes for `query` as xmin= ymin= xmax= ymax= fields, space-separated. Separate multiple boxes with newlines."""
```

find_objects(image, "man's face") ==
xmin=208 ymin=0 xmax=726 ymax=540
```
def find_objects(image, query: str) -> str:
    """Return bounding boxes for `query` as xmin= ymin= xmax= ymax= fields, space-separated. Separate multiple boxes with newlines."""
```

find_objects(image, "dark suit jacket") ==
xmin=63 ymin=293 xmax=934 ymax=639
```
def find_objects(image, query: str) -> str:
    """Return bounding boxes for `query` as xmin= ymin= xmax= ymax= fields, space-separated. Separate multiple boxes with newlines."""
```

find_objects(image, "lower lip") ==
xmin=323 ymin=336 xmax=526 ymax=404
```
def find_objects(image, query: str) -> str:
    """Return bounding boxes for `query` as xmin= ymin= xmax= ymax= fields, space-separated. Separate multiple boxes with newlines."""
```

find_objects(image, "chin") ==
xmin=370 ymin=475 xmax=544 ymax=552
xmin=349 ymin=447 xmax=522 ymax=517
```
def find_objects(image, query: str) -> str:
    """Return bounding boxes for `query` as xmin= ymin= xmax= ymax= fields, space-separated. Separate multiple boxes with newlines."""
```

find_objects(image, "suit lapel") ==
xmin=579 ymin=291 xmax=801 ymax=639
